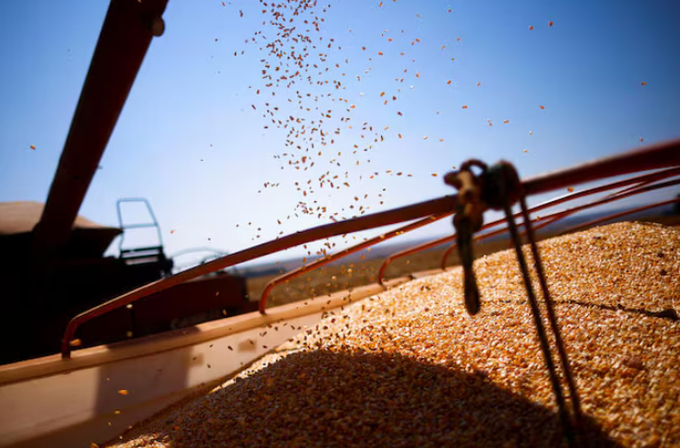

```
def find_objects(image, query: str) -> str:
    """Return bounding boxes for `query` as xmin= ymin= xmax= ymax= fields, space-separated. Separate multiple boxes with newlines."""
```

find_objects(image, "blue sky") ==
xmin=1 ymin=0 xmax=679 ymax=268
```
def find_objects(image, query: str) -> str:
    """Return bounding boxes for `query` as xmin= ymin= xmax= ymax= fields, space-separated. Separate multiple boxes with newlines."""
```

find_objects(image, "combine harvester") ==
xmin=1 ymin=1 xmax=679 ymax=447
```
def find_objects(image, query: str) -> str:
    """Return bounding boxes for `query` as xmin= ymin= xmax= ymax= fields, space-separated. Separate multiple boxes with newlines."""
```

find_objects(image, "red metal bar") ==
xmin=303 ymin=181 xmax=606 ymax=287
xmin=528 ymin=177 xmax=679 ymax=235
xmin=523 ymin=166 xmax=680 ymax=216
xmin=509 ymin=166 xmax=680 ymax=241
xmin=560 ymin=197 xmax=680 ymax=235
xmin=61 ymin=195 xmax=457 ymax=357
xmin=258 ymin=213 xmax=451 ymax=313
xmin=524 ymin=170 xmax=680 ymax=235
xmin=438 ymin=224 xmax=522 ymax=272
xmin=377 ymin=210 xmax=527 ymax=285
xmin=419 ymin=168 xmax=680 ymax=275
xmin=611 ymin=173 xmax=677 ymax=198
xmin=378 ymin=234 xmax=455 ymax=286
xmin=262 ymin=166 xmax=680 ymax=310
xmin=440 ymin=240 xmax=458 ymax=272
xmin=529 ymin=177 xmax=680 ymax=234
xmin=61 ymin=138 xmax=680 ymax=358
xmin=439 ymin=168 xmax=680 ymax=269
xmin=438 ymin=216 xmax=528 ymax=272
xmin=34 ymin=0 xmax=168 ymax=254
xmin=522 ymin=138 xmax=680 ymax=196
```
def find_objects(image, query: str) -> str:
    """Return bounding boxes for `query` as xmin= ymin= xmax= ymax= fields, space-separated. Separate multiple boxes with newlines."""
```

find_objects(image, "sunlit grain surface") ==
xmin=108 ymin=222 xmax=679 ymax=448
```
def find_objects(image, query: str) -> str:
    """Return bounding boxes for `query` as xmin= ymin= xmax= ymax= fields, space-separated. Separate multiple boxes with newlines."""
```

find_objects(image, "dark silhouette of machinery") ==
xmin=0 ymin=0 xmax=255 ymax=365
xmin=0 ymin=196 xmax=254 ymax=365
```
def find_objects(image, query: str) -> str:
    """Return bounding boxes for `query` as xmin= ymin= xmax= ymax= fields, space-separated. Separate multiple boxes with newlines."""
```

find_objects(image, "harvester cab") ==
xmin=116 ymin=198 xmax=173 ymax=279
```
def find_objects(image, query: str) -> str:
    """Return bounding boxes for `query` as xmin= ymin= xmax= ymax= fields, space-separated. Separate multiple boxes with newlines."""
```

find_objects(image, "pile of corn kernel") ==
xmin=109 ymin=222 xmax=679 ymax=448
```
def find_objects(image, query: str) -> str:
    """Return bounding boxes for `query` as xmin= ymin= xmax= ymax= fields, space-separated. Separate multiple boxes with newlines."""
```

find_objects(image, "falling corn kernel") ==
xmin=568 ymin=187 xmax=575 ymax=193
xmin=70 ymin=339 xmax=82 ymax=347
xmin=118 ymin=389 xmax=129 ymax=395
xmin=30 ymin=145 xmax=36 ymax=150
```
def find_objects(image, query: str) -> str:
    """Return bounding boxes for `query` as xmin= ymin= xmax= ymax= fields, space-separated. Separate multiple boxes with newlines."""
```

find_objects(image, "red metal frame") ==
xmin=521 ymin=139 xmax=680 ymax=196
xmin=377 ymin=167 xmax=680 ymax=284
xmin=437 ymin=167 xmax=680 ymax=271
xmin=378 ymin=235 xmax=455 ymax=286
xmin=561 ymin=197 xmax=680 ymax=235
xmin=61 ymin=195 xmax=457 ymax=357
xmin=529 ymin=177 xmax=680 ymax=234
xmin=258 ymin=213 xmax=452 ymax=313
xmin=61 ymin=139 xmax=680 ymax=358
xmin=377 ymin=212 xmax=521 ymax=286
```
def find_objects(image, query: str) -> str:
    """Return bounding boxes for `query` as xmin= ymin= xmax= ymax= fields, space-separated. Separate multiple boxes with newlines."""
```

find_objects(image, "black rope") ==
xmin=518 ymin=193 xmax=585 ymax=442
xmin=491 ymin=162 xmax=582 ymax=448
xmin=502 ymin=197 xmax=578 ymax=448
xmin=446 ymin=160 xmax=584 ymax=448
